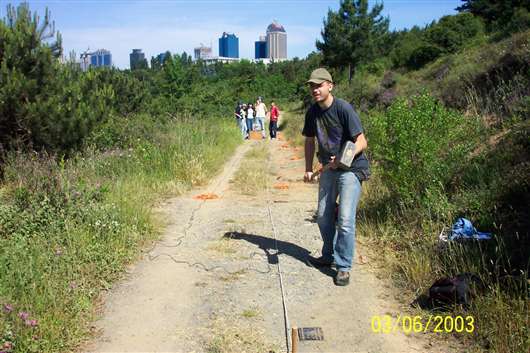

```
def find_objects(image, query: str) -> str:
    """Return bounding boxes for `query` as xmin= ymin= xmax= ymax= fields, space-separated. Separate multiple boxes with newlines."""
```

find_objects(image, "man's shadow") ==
xmin=224 ymin=231 xmax=336 ymax=278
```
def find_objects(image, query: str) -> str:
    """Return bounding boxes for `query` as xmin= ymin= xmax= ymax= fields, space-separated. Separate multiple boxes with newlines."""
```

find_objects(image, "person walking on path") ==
xmin=241 ymin=104 xmax=248 ymax=139
xmin=302 ymin=68 xmax=370 ymax=286
xmin=235 ymin=102 xmax=246 ymax=139
xmin=269 ymin=102 xmax=280 ymax=140
xmin=255 ymin=98 xmax=268 ymax=139
xmin=246 ymin=103 xmax=255 ymax=136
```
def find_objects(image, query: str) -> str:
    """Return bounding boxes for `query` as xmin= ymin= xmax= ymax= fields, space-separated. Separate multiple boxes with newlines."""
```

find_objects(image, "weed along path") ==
xmin=84 ymin=135 xmax=449 ymax=353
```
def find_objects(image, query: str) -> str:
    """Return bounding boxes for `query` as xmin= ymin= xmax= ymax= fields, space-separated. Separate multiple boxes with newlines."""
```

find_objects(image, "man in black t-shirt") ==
xmin=302 ymin=68 xmax=369 ymax=286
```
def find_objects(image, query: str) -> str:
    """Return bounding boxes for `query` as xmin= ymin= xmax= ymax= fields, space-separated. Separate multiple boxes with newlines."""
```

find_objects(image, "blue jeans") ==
xmin=317 ymin=169 xmax=362 ymax=271
xmin=269 ymin=121 xmax=277 ymax=138
xmin=246 ymin=118 xmax=254 ymax=133
xmin=256 ymin=116 xmax=266 ymax=136
xmin=239 ymin=119 xmax=246 ymax=138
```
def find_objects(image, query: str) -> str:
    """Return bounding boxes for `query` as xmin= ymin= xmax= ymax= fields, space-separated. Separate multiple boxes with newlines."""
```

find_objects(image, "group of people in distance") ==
xmin=234 ymin=97 xmax=280 ymax=140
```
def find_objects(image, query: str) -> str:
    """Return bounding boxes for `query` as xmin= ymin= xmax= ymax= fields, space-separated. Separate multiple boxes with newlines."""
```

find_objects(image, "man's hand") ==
xmin=304 ymin=171 xmax=314 ymax=183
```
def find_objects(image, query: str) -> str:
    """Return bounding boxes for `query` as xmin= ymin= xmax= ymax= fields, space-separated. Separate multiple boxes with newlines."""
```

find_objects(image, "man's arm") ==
xmin=352 ymin=133 xmax=367 ymax=157
xmin=304 ymin=136 xmax=315 ymax=182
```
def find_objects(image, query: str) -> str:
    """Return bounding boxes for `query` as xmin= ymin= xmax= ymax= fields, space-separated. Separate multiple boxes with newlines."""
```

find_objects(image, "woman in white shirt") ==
xmin=246 ymin=103 xmax=255 ymax=137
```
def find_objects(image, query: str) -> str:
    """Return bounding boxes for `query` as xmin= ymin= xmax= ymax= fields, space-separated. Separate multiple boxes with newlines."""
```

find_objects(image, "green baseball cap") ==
xmin=307 ymin=68 xmax=333 ymax=84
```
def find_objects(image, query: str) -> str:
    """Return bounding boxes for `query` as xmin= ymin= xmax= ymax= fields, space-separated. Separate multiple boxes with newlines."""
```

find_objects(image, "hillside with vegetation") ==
xmin=0 ymin=1 xmax=528 ymax=352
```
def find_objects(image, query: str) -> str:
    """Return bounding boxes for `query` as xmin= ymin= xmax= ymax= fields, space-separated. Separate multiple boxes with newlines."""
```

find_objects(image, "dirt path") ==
xmin=83 ymin=136 xmax=449 ymax=353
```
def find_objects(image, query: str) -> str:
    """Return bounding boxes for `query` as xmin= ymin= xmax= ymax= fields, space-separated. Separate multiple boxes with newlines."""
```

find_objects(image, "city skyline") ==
xmin=2 ymin=1 xmax=463 ymax=69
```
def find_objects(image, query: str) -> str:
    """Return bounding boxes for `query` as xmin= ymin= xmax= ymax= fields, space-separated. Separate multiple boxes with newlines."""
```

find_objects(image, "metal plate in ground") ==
xmin=298 ymin=327 xmax=324 ymax=340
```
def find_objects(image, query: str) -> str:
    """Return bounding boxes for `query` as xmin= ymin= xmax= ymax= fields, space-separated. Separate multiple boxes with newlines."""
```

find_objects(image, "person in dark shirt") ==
xmin=234 ymin=102 xmax=246 ymax=139
xmin=302 ymin=68 xmax=370 ymax=286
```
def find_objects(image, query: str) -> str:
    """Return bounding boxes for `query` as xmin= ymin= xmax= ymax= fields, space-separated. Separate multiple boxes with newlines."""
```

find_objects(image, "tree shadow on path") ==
xmin=224 ymin=231 xmax=336 ymax=278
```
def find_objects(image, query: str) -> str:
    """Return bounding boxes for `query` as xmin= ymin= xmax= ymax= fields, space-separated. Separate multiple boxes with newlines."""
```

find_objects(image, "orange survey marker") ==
xmin=273 ymin=183 xmax=289 ymax=190
xmin=193 ymin=193 xmax=219 ymax=200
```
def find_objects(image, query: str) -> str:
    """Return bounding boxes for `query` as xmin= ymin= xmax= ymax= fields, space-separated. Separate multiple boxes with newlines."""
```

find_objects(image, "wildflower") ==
xmin=25 ymin=319 xmax=38 ymax=327
xmin=2 ymin=304 xmax=13 ymax=313
xmin=3 ymin=341 xmax=13 ymax=349
xmin=18 ymin=311 xmax=29 ymax=320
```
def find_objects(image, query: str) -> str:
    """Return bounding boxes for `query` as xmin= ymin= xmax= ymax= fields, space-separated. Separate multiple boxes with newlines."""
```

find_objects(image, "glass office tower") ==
xmin=218 ymin=32 xmax=239 ymax=58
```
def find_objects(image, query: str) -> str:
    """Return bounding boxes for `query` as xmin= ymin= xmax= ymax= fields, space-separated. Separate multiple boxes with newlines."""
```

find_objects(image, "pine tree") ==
xmin=456 ymin=0 xmax=530 ymax=33
xmin=0 ymin=3 xmax=62 ymax=152
xmin=0 ymin=3 xmax=114 ymax=154
xmin=316 ymin=0 xmax=389 ymax=82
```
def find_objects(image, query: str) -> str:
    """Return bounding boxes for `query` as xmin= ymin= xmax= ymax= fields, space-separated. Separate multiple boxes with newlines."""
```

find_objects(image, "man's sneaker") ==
xmin=307 ymin=256 xmax=334 ymax=268
xmin=334 ymin=271 xmax=350 ymax=286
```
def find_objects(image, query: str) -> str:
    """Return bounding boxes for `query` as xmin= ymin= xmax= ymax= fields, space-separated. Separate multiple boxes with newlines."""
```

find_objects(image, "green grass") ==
xmin=400 ymin=30 xmax=530 ymax=120
xmin=240 ymin=308 xmax=260 ymax=319
xmin=0 ymin=115 xmax=240 ymax=352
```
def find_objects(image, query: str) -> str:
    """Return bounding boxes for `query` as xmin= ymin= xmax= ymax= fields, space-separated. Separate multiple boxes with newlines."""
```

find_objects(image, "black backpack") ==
xmin=429 ymin=273 xmax=483 ymax=306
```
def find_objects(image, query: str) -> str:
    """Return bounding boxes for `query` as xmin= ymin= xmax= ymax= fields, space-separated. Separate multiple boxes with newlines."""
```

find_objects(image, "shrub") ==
xmin=367 ymin=93 xmax=480 ymax=210
xmin=406 ymin=44 xmax=443 ymax=70
xmin=426 ymin=13 xmax=485 ymax=54
xmin=389 ymin=27 xmax=425 ymax=68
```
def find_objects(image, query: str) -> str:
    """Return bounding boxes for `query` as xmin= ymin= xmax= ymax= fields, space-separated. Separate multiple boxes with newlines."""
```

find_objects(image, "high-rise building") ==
xmin=266 ymin=21 xmax=287 ymax=61
xmin=90 ymin=49 xmax=112 ymax=67
xmin=79 ymin=49 xmax=111 ymax=71
xmin=255 ymin=35 xmax=267 ymax=59
xmin=218 ymin=32 xmax=239 ymax=58
xmin=130 ymin=49 xmax=147 ymax=69
xmin=194 ymin=44 xmax=213 ymax=60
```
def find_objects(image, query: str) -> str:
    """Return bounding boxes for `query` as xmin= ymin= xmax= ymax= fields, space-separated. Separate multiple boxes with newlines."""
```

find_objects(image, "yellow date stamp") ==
xmin=371 ymin=315 xmax=475 ymax=334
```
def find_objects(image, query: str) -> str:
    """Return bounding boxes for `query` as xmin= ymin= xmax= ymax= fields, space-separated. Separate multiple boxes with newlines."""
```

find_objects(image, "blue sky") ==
xmin=2 ymin=0 xmax=462 ymax=69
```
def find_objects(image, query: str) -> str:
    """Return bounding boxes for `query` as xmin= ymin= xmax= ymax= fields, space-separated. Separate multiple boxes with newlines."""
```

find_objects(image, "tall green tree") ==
xmin=456 ymin=0 xmax=530 ymax=33
xmin=316 ymin=0 xmax=389 ymax=82
xmin=0 ymin=3 xmax=114 ymax=154
xmin=0 ymin=3 xmax=62 ymax=152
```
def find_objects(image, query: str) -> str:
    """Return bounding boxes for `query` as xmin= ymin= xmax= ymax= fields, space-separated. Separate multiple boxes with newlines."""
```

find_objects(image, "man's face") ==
xmin=309 ymin=81 xmax=332 ymax=102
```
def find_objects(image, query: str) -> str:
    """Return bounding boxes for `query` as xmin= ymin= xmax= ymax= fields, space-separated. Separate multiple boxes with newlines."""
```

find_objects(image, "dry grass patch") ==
xmin=219 ymin=269 xmax=247 ymax=282
xmin=232 ymin=144 xmax=270 ymax=195
xmin=207 ymin=237 xmax=238 ymax=255
xmin=204 ymin=316 xmax=278 ymax=353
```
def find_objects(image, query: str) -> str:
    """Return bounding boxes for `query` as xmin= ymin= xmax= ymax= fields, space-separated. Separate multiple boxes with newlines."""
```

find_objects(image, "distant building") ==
xmin=194 ymin=44 xmax=213 ymax=60
xmin=253 ymin=58 xmax=271 ymax=65
xmin=266 ymin=21 xmax=287 ymax=61
xmin=130 ymin=49 xmax=147 ymax=69
xmin=202 ymin=56 xmax=240 ymax=65
xmin=157 ymin=52 xmax=170 ymax=64
xmin=79 ymin=49 xmax=112 ymax=71
xmin=90 ymin=49 xmax=112 ymax=67
xmin=79 ymin=50 xmax=91 ymax=71
xmin=255 ymin=35 xmax=267 ymax=59
xmin=218 ymin=32 xmax=239 ymax=58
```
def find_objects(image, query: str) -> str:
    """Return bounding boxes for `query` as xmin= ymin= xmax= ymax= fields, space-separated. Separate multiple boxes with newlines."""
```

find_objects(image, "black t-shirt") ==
xmin=302 ymin=98 xmax=370 ymax=177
